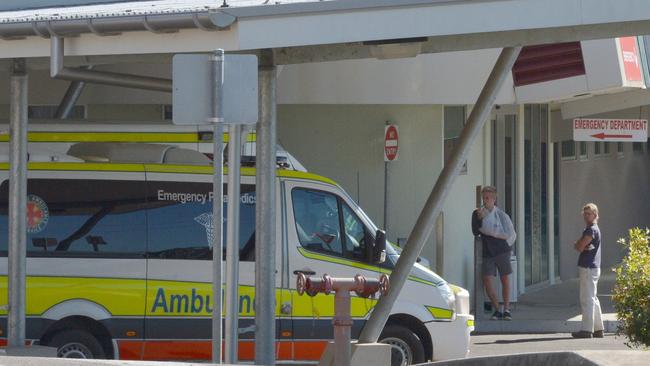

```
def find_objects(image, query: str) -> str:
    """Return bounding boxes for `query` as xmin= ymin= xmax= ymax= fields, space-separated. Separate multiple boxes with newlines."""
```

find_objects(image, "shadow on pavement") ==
xmin=474 ymin=336 xmax=572 ymax=345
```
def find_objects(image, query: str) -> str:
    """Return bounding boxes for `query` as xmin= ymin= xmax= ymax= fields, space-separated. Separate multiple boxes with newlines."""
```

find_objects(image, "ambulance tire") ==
xmin=379 ymin=325 xmax=425 ymax=366
xmin=49 ymin=329 xmax=106 ymax=359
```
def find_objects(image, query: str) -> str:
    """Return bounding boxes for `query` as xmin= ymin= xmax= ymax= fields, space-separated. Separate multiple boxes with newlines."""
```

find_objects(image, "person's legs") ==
xmin=579 ymin=267 xmax=595 ymax=332
xmin=500 ymin=274 xmax=510 ymax=311
xmin=591 ymin=268 xmax=604 ymax=332
xmin=482 ymin=274 xmax=499 ymax=312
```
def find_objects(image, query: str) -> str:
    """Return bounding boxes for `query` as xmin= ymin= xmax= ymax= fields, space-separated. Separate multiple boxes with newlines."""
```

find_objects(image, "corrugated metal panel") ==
xmin=0 ymin=1 xmax=134 ymax=11
xmin=513 ymin=42 xmax=586 ymax=87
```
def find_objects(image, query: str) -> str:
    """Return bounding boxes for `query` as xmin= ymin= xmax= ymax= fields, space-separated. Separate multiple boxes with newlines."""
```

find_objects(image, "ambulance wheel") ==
xmin=380 ymin=325 xmax=425 ymax=366
xmin=50 ymin=329 xmax=106 ymax=359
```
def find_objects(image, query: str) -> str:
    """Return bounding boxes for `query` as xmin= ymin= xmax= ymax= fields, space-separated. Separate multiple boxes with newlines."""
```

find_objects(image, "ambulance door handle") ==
xmin=293 ymin=269 xmax=316 ymax=276
xmin=280 ymin=302 xmax=292 ymax=315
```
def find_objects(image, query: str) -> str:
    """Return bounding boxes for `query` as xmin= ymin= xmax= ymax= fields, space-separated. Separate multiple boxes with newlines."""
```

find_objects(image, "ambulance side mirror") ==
xmin=372 ymin=230 xmax=387 ymax=264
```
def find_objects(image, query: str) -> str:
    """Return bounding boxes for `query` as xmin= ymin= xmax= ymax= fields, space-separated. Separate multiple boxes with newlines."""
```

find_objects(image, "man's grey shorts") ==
xmin=483 ymin=252 xmax=513 ymax=277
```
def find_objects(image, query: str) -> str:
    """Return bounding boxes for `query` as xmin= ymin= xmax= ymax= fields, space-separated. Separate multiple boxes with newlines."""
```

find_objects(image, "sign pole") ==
xmin=211 ymin=49 xmax=225 ymax=364
xmin=225 ymin=123 xmax=242 ymax=364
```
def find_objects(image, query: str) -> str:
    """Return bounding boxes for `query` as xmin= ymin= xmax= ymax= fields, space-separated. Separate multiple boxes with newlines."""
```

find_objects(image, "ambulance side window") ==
xmin=292 ymin=188 xmax=343 ymax=257
xmin=19 ymin=179 xmax=148 ymax=257
xmin=146 ymin=181 xmax=256 ymax=261
xmin=341 ymin=203 xmax=369 ymax=261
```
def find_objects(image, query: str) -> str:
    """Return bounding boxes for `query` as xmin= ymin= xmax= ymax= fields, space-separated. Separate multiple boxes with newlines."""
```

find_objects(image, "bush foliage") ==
xmin=613 ymin=227 xmax=650 ymax=348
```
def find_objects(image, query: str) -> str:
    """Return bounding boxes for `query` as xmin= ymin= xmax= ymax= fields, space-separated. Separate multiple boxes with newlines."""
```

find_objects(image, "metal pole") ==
xmin=359 ymin=47 xmax=522 ymax=344
xmin=54 ymin=65 xmax=94 ymax=119
xmin=8 ymin=58 xmax=28 ymax=349
xmin=50 ymin=37 xmax=171 ymax=92
xmin=516 ymin=104 xmax=526 ymax=294
xmin=211 ymin=49 xmax=225 ymax=364
xmin=255 ymin=65 xmax=277 ymax=365
xmin=333 ymin=291 xmax=352 ymax=366
xmin=225 ymin=123 xmax=242 ymax=364
xmin=383 ymin=161 xmax=389 ymax=231
xmin=546 ymin=108 xmax=555 ymax=285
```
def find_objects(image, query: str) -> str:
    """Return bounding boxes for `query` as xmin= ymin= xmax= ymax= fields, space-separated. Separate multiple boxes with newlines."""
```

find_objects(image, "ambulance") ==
xmin=0 ymin=123 xmax=473 ymax=364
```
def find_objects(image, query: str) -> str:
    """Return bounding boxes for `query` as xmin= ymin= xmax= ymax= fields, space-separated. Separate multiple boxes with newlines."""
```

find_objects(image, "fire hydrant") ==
xmin=296 ymin=273 xmax=390 ymax=366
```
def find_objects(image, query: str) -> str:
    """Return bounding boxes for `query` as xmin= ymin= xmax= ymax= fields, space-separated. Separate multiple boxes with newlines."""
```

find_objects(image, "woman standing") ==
xmin=571 ymin=203 xmax=604 ymax=338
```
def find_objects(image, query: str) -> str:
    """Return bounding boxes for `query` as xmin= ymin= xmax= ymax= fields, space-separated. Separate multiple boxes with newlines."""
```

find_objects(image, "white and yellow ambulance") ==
xmin=0 ymin=123 xmax=473 ymax=364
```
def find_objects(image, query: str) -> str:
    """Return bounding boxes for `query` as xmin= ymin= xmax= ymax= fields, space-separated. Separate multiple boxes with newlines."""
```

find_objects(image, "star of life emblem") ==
xmin=27 ymin=194 xmax=49 ymax=233
xmin=194 ymin=212 xmax=219 ymax=248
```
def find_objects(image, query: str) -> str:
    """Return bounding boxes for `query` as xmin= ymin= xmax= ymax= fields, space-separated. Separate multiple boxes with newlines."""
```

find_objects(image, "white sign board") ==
xmin=573 ymin=118 xmax=647 ymax=142
xmin=172 ymin=54 xmax=258 ymax=125
xmin=384 ymin=124 xmax=399 ymax=161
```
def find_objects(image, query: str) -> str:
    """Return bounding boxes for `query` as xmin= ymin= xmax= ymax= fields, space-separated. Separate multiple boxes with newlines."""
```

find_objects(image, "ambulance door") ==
xmin=143 ymin=172 xmax=268 ymax=361
xmin=284 ymin=180 xmax=382 ymax=362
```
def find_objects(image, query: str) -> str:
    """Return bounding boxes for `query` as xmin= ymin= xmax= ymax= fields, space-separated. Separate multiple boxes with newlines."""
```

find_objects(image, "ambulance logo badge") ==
xmin=27 ymin=195 xmax=49 ymax=233
xmin=194 ymin=212 xmax=214 ymax=248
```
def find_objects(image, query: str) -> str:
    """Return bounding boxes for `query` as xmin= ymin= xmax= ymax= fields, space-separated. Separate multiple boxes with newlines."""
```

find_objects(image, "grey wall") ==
xmin=555 ymin=107 xmax=650 ymax=280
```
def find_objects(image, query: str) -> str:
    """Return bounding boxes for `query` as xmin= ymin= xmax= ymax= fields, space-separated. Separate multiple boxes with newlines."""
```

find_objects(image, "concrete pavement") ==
xmin=475 ymin=271 xmax=620 ymax=333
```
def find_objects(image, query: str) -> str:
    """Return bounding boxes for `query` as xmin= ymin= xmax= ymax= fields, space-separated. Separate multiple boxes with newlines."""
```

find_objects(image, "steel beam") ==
xmin=255 ymin=61 xmax=277 ymax=365
xmin=358 ymin=46 xmax=522 ymax=344
xmin=8 ymin=58 xmax=28 ymax=349
xmin=54 ymin=65 xmax=94 ymax=119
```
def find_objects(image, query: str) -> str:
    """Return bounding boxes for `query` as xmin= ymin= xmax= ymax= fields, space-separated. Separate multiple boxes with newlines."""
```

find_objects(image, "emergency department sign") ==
xmin=384 ymin=124 xmax=399 ymax=161
xmin=573 ymin=118 xmax=648 ymax=142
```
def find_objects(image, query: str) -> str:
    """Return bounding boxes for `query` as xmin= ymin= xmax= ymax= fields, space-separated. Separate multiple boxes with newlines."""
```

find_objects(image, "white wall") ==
xmin=277 ymin=49 xmax=516 ymax=105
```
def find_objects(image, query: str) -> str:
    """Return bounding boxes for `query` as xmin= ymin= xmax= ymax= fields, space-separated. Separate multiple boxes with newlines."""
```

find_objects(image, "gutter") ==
xmin=0 ymin=12 xmax=236 ymax=39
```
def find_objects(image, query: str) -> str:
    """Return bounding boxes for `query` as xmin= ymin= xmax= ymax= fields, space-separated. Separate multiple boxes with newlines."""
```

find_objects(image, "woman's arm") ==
xmin=574 ymin=234 xmax=593 ymax=252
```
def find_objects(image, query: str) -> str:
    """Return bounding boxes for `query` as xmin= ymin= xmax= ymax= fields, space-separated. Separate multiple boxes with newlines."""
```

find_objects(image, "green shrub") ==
xmin=613 ymin=227 xmax=650 ymax=348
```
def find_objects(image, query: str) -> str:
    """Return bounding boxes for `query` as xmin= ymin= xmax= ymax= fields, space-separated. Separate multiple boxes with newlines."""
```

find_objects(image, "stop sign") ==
xmin=384 ymin=125 xmax=399 ymax=161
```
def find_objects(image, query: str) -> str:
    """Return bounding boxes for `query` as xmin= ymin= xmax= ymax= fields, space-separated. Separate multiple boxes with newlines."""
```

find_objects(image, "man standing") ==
xmin=472 ymin=186 xmax=516 ymax=320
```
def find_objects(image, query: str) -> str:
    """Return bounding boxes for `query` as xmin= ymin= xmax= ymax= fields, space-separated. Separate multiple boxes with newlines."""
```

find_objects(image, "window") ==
xmin=162 ymin=105 xmax=173 ymax=120
xmin=292 ymin=188 xmax=370 ymax=261
xmin=0 ymin=179 xmax=147 ymax=257
xmin=28 ymin=105 xmax=85 ymax=119
xmin=617 ymin=142 xmax=624 ymax=157
xmin=560 ymin=140 xmax=576 ymax=160
xmin=146 ymin=181 xmax=256 ymax=261
xmin=444 ymin=105 xmax=468 ymax=174
xmin=594 ymin=141 xmax=601 ymax=156
xmin=604 ymin=142 xmax=611 ymax=154
xmin=342 ymin=204 xmax=369 ymax=261
xmin=633 ymin=142 xmax=644 ymax=154
xmin=579 ymin=141 xmax=588 ymax=160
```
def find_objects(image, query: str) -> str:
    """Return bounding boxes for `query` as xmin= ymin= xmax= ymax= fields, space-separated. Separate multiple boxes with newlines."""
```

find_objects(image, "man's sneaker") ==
xmin=593 ymin=330 xmax=604 ymax=338
xmin=490 ymin=311 xmax=503 ymax=320
xmin=503 ymin=310 xmax=512 ymax=321
xmin=571 ymin=330 xmax=593 ymax=338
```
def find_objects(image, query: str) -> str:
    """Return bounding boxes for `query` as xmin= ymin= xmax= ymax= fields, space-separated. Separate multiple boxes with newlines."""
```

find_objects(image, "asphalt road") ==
xmin=469 ymin=332 xmax=635 ymax=358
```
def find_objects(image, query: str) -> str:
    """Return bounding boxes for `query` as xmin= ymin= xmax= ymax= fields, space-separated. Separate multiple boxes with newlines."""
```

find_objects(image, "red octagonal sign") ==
xmin=384 ymin=125 xmax=399 ymax=162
